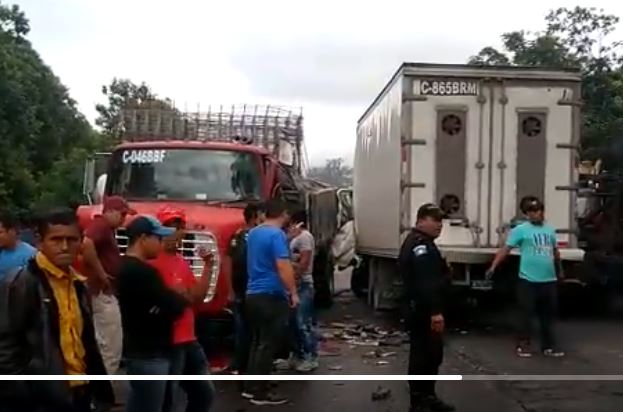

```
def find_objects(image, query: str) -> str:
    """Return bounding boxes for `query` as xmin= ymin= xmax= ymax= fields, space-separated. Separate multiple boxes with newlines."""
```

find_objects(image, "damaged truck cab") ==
xmin=78 ymin=105 xmax=339 ymax=360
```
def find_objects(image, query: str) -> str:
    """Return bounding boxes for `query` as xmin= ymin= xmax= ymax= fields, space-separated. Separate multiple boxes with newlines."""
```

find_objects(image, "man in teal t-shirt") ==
xmin=487 ymin=197 xmax=565 ymax=358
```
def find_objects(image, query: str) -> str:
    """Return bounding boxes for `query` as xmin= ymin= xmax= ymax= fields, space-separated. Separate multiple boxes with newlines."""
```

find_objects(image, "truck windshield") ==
xmin=107 ymin=148 xmax=261 ymax=202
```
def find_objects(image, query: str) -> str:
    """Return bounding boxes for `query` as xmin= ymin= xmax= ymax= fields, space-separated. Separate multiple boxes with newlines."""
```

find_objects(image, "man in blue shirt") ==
xmin=244 ymin=200 xmax=298 ymax=406
xmin=488 ymin=197 xmax=565 ymax=358
xmin=0 ymin=212 xmax=36 ymax=279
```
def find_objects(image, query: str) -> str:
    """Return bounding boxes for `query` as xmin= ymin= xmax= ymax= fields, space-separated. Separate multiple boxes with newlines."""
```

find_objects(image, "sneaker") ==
xmin=516 ymin=345 xmax=533 ymax=358
xmin=295 ymin=359 xmax=319 ymax=373
xmin=273 ymin=358 xmax=296 ymax=371
xmin=543 ymin=348 xmax=565 ymax=358
xmin=250 ymin=392 xmax=289 ymax=406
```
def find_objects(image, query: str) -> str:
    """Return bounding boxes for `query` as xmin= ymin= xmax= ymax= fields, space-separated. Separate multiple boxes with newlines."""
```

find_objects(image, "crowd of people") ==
xmin=0 ymin=196 xmax=320 ymax=411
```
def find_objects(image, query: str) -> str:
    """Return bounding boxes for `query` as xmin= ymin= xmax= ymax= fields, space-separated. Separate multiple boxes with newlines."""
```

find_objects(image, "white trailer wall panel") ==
xmin=354 ymin=75 xmax=403 ymax=257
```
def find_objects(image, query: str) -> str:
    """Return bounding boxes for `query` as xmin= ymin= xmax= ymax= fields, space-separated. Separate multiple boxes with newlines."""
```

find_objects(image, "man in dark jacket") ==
xmin=0 ymin=207 xmax=113 ymax=412
xmin=227 ymin=202 xmax=260 ymax=375
xmin=398 ymin=203 xmax=454 ymax=412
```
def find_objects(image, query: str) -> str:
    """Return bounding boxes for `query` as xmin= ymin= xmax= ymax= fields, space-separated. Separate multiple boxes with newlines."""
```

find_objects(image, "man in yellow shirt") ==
xmin=0 ymin=207 xmax=113 ymax=412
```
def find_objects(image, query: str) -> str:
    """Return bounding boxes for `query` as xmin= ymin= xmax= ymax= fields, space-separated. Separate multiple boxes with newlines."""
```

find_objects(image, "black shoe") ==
xmin=249 ymin=392 xmax=289 ymax=406
xmin=427 ymin=396 xmax=455 ymax=412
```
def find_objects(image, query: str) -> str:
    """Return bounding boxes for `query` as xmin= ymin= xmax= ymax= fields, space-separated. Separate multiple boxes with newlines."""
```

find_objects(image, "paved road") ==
xmin=116 ymin=271 xmax=623 ymax=411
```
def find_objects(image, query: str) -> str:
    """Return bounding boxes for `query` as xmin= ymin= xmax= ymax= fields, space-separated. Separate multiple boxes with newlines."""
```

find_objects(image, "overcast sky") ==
xmin=13 ymin=0 xmax=622 ymax=166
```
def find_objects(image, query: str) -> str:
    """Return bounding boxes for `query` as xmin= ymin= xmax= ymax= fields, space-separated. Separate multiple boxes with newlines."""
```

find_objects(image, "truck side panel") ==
xmin=354 ymin=76 xmax=403 ymax=257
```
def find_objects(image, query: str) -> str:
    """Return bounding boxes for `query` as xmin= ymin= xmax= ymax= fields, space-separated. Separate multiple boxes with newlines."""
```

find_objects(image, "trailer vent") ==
xmin=441 ymin=114 xmax=463 ymax=136
xmin=521 ymin=116 xmax=543 ymax=137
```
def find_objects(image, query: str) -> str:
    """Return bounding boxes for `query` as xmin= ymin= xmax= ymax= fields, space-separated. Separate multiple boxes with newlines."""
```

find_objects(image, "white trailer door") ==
xmin=406 ymin=78 xmax=491 ymax=247
xmin=489 ymin=81 xmax=576 ymax=247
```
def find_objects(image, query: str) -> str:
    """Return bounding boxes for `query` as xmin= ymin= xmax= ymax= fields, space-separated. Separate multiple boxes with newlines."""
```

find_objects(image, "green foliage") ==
xmin=0 ymin=2 xmax=105 ymax=214
xmin=469 ymin=6 xmax=623 ymax=156
xmin=307 ymin=158 xmax=353 ymax=187
xmin=95 ymin=78 xmax=156 ymax=139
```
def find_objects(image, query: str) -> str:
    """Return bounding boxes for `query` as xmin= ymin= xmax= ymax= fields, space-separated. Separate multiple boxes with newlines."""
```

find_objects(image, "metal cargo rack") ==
xmin=121 ymin=102 xmax=305 ymax=172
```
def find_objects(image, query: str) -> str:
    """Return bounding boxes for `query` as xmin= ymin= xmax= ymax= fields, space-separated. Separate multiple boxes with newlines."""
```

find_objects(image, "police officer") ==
xmin=227 ymin=202 xmax=261 ymax=375
xmin=398 ymin=203 xmax=454 ymax=412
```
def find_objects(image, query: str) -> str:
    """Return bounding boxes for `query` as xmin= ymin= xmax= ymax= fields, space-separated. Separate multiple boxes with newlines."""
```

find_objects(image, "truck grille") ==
xmin=115 ymin=229 xmax=220 ymax=302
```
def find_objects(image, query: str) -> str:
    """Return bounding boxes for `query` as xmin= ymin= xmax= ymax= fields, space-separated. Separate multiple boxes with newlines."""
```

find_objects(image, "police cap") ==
xmin=416 ymin=203 xmax=444 ymax=221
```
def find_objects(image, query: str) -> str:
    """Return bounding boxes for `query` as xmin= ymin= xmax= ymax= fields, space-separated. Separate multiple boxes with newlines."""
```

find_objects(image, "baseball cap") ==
xmin=125 ymin=215 xmax=175 ymax=239
xmin=416 ymin=203 xmax=444 ymax=221
xmin=103 ymin=196 xmax=136 ymax=215
xmin=520 ymin=197 xmax=544 ymax=213
xmin=156 ymin=205 xmax=187 ymax=225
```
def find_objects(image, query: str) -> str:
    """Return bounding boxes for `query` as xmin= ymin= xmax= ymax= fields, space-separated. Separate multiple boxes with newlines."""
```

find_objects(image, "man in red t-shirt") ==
xmin=151 ymin=206 xmax=214 ymax=412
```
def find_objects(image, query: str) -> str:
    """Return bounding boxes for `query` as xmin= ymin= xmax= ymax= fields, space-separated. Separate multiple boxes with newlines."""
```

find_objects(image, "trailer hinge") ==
xmin=557 ymin=98 xmax=583 ymax=107
xmin=555 ymin=185 xmax=578 ymax=192
xmin=475 ymin=161 xmax=485 ymax=170
xmin=403 ymin=93 xmax=428 ymax=102
xmin=556 ymin=143 xmax=580 ymax=150
xmin=401 ymin=138 xmax=426 ymax=146
xmin=401 ymin=180 xmax=426 ymax=189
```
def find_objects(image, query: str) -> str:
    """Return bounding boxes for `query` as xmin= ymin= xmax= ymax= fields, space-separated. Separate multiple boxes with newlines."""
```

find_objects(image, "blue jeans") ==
xmin=165 ymin=341 xmax=214 ymax=412
xmin=125 ymin=357 xmax=170 ymax=412
xmin=295 ymin=282 xmax=318 ymax=360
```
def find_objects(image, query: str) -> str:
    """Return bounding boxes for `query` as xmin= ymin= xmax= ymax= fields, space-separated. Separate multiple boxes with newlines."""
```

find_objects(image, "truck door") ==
xmin=489 ymin=81 xmax=577 ymax=247
xmin=82 ymin=152 xmax=111 ymax=204
xmin=407 ymin=78 xmax=489 ymax=247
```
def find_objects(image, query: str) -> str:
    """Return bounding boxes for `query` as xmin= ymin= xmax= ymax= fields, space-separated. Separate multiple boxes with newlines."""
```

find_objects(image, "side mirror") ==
xmin=83 ymin=152 xmax=111 ymax=204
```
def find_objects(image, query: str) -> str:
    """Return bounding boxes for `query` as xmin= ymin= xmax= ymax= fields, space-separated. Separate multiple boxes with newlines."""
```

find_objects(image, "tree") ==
xmin=469 ymin=7 xmax=623 ymax=156
xmin=0 ymin=2 xmax=28 ymax=38
xmin=0 ymin=2 xmax=101 ymax=213
xmin=95 ymin=78 xmax=181 ymax=142
xmin=307 ymin=158 xmax=353 ymax=187
xmin=95 ymin=78 xmax=156 ymax=138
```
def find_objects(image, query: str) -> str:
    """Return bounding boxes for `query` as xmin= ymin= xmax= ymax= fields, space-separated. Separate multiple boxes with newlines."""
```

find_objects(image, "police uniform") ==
xmin=398 ymin=204 xmax=453 ymax=412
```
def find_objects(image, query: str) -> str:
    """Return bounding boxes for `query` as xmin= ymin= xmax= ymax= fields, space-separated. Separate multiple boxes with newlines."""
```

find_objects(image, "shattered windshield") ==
xmin=107 ymin=148 xmax=261 ymax=202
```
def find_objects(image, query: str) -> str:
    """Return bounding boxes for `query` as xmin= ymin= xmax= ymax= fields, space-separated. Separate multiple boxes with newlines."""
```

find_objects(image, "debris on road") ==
xmin=371 ymin=386 xmax=392 ymax=401
xmin=329 ymin=365 xmax=344 ymax=371
xmin=376 ymin=360 xmax=389 ymax=366
xmin=320 ymin=320 xmax=408 ymax=349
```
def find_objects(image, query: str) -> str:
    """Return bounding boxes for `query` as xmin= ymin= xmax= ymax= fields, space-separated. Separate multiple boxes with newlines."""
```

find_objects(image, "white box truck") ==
xmin=353 ymin=63 xmax=585 ymax=310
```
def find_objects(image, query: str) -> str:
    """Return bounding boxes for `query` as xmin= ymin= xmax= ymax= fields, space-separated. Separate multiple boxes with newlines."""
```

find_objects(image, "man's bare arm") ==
xmin=554 ymin=247 xmax=563 ymax=279
xmin=81 ymin=237 xmax=111 ymax=288
xmin=296 ymin=250 xmax=312 ymax=276
xmin=276 ymin=259 xmax=297 ymax=296
xmin=186 ymin=262 xmax=213 ymax=303
xmin=488 ymin=246 xmax=512 ymax=274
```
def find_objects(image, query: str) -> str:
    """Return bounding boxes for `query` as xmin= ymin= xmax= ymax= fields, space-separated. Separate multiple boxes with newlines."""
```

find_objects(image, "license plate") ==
xmin=471 ymin=280 xmax=493 ymax=290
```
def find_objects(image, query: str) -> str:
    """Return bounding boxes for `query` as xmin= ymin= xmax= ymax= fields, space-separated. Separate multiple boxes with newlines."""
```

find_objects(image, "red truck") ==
xmin=78 ymin=104 xmax=339 ymax=366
